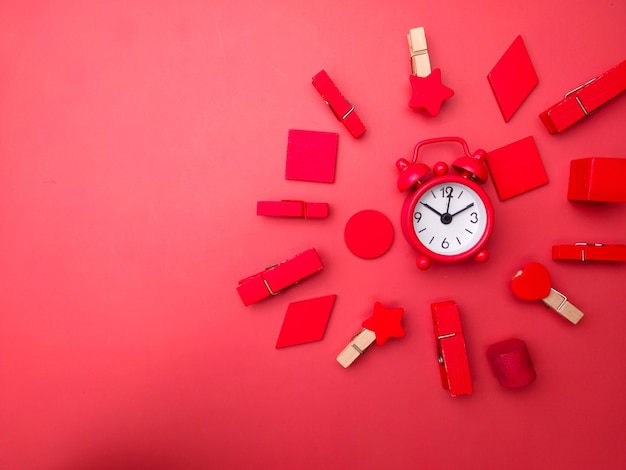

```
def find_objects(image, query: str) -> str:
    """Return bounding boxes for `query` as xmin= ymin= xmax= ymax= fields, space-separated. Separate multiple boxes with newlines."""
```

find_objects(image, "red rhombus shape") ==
xmin=276 ymin=295 xmax=337 ymax=348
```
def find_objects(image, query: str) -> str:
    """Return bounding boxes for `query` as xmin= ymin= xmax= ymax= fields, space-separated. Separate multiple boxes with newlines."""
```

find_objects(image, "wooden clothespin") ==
xmin=407 ymin=27 xmax=431 ymax=77
xmin=432 ymin=301 xmax=473 ymax=397
xmin=237 ymin=248 xmax=323 ymax=306
xmin=337 ymin=302 xmax=405 ymax=367
xmin=539 ymin=59 xmax=626 ymax=133
xmin=511 ymin=261 xmax=584 ymax=324
xmin=312 ymin=70 xmax=366 ymax=138
xmin=406 ymin=27 xmax=454 ymax=116
xmin=552 ymin=243 xmax=626 ymax=262
xmin=257 ymin=200 xmax=329 ymax=219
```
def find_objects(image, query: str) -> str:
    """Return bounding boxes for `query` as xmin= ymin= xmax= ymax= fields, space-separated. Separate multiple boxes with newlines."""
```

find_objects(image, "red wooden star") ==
xmin=408 ymin=68 xmax=455 ymax=116
xmin=361 ymin=302 xmax=405 ymax=346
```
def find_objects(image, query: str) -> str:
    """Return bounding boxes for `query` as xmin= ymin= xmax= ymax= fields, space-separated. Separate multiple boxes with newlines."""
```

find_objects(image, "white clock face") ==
xmin=412 ymin=181 xmax=488 ymax=256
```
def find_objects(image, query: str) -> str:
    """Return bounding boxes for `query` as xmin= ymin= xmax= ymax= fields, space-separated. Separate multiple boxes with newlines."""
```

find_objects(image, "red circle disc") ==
xmin=344 ymin=210 xmax=394 ymax=259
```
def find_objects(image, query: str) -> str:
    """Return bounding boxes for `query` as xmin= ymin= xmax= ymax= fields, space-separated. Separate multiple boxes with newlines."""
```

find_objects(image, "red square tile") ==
xmin=487 ymin=36 xmax=538 ymax=122
xmin=285 ymin=129 xmax=338 ymax=183
xmin=275 ymin=295 xmax=336 ymax=348
xmin=486 ymin=136 xmax=548 ymax=201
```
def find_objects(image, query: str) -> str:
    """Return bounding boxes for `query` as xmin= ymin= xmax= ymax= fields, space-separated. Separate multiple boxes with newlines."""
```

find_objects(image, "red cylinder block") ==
xmin=487 ymin=338 xmax=536 ymax=389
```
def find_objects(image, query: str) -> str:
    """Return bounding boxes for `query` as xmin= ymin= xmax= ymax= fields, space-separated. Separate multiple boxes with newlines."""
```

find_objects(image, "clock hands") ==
xmin=420 ymin=201 xmax=474 ymax=225
xmin=445 ymin=193 xmax=453 ymax=214
xmin=450 ymin=202 xmax=475 ymax=217
xmin=420 ymin=202 xmax=443 ymax=217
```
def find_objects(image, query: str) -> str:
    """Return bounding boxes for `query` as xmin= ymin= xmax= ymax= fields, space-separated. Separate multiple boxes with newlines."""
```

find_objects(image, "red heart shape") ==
xmin=511 ymin=262 xmax=552 ymax=300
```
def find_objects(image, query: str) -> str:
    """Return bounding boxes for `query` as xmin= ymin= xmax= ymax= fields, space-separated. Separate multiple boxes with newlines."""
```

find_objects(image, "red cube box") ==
xmin=568 ymin=157 xmax=626 ymax=202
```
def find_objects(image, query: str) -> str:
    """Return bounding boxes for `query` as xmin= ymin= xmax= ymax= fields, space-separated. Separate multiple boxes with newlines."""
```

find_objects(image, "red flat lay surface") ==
xmin=1 ymin=1 xmax=625 ymax=469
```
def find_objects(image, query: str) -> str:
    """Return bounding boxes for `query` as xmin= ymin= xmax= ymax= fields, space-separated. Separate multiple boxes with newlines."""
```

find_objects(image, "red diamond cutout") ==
xmin=275 ymin=295 xmax=336 ymax=348
xmin=487 ymin=35 xmax=538 ymax=122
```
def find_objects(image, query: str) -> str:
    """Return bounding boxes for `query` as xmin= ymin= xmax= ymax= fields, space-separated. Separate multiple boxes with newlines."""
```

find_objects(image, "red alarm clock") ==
xmin=396 ymin=137 xmax=494 ymax=270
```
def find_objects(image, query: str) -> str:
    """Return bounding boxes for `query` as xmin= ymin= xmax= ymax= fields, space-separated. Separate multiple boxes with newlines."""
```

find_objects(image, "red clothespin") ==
xmin=539 ymin=59 xmax=626 ymax=133
xmin=237 ymin=248 xmax=323 ymax=306
xmin=431 ymin=301 xmax=473 ymax=397
xmin=312 ymin=70 xmax=366 ymax=138
xmin=257 ymin=200 xmax=329 ymax=219
xmin=511 ymin=262 xmax=584 ymax=324
xmin=567 ymin=157 xmax=626 ymax=202
xmin=336 ymin=302 xmax=405 ymax=367
xmin=552 ymin=243 xmax=626 ymax=262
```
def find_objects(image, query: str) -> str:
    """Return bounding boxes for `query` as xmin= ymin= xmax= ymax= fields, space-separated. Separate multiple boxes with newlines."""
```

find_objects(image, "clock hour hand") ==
xmin=420 ymin=202 xmax=443 ymax=217
xmin=450 ymin=202 xmax=475 ymax=217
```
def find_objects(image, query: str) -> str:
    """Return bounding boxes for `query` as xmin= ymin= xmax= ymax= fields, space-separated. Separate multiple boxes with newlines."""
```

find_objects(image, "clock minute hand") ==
xmin=450 ymin=202 xmax=475 ymax=217
xmin=420 ymin=202 xmax=443 ymax=216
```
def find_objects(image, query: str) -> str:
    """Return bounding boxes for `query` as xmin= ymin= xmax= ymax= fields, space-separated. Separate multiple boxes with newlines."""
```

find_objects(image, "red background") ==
xmin=1 ymin=1 xmax=625 ymax=469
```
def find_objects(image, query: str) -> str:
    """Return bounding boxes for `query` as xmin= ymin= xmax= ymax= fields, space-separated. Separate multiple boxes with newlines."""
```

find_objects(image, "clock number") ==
xmin=470 ymin=212 xmax=478 ymax=224
xmin=440 ymin=186 xmax=453 ymax=198
xmin=414 ymin=211 xmax=422 ymax=223
xmin=441 ymin=238 xmax=450 ymax=249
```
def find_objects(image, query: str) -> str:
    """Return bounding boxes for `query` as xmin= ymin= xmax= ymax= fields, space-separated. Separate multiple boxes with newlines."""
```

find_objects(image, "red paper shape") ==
xmin=511 ymin=262 xmax=552 ymax=300
xmin=408 ymin=69 xmax=454 ymax=116
xmin=276 ymin=295 xmax=337 ymax=348
xmin=487 ymin=36 xmax=538 ymax=122
xmin=362 ymin=302 xmax=405 ymax=346
xmin=486 ymin=136 xmax=548 ymax=201
xmin=285 ymin=129 xmax=339 ymax=183
xmin=344 ymin=210 xmax=394 ymax=259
